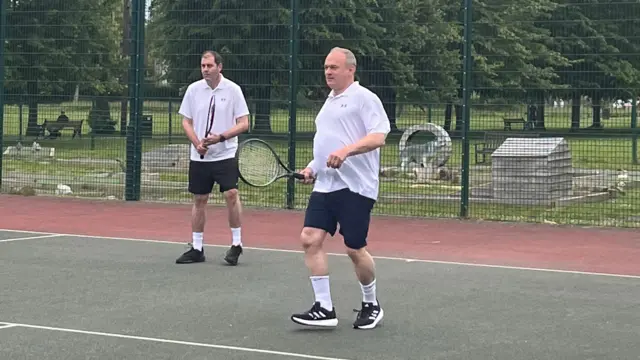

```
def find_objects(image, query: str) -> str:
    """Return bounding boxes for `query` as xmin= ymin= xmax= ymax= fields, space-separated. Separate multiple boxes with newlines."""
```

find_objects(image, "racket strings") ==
xmin=238 ymin=143 xmax=283 ymax=186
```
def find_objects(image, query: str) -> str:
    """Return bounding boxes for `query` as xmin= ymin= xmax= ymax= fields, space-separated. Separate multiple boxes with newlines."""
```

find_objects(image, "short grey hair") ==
xmin=330 ymin=47 xmax=357 ymax=67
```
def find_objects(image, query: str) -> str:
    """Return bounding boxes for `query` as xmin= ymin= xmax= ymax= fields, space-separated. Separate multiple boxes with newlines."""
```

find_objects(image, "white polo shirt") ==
xmin=307 ymin=81 xmax=391 ymax=200
xmin=179 ymin=75 xmax=250 ymax=162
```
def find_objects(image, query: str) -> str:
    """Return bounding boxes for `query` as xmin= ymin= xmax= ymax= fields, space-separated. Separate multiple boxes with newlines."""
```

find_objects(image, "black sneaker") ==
xmin=291 ymin=301 xmax=338 ymax=327
xmin=175 ymin=243 xmax=205 ymax=264
xmin=224 ymin=245 xmax=243 ymax=265
xmin=352 ymin=301 xmax=384 ymax=330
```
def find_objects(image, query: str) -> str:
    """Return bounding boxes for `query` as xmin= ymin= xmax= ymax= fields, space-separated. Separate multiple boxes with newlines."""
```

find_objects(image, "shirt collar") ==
xmin=203 ymin=74 xmax=227 ymax=91
xmin=328 ymin=81 xmax=359 ymax=98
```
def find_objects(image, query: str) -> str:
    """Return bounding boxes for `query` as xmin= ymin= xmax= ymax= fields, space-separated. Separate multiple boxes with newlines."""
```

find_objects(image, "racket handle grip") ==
xmin=293 ymin=173 xmax=305 ymax=180
xmin=200 ymin=154 xmax=205 ymax=159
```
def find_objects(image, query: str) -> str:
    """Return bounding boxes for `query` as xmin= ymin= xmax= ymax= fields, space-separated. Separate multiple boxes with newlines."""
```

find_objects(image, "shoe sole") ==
xmin=291 ymin=316 xmax=338 ymax=328
xmin=224 ymin=249 xmax=242 ymax=265
xmin=224 ymin=256 xmax=239 ymax=265
xmin=176 ymin=257 xmax=205 ymax=264
xmin=353 ymin=309 xmax=384 ymax=330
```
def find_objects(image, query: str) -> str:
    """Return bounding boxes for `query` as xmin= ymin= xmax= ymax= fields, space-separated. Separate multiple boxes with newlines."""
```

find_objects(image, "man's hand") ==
xmin=326 ymin=148 xmax=350 ymax=169
xmin=195 ymin=141 xmax=208 ymax=156
xmin=298 ymin=167 xmax=316 ymax=184
xmin=203 ymin=134 xmax=221 ymax=146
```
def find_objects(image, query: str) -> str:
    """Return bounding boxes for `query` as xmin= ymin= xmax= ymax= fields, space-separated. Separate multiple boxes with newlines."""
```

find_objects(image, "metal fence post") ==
xmin=125 ymin=0 xmax=145 ymax=201
xmin=0 ymin=0 xmax=6 ymax=189
xmin=286 ymin=0 xmax=300 ymax=209
xmin=632 ymin=99 xmax=638 ymax=164
xmin=459 ymin=0 xmax=473 ymax=218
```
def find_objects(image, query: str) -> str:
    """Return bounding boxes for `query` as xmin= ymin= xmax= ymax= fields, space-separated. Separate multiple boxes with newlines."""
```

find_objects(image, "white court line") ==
xmin=0 ymin=324 xmax=17 ymax=330
xmin=1 ymin=228 xmax=639 ymax=280
xmin=3 ymin=322 xmax=352 ymax=360
xmin=0 ymin=234 xmax=61 ymax=243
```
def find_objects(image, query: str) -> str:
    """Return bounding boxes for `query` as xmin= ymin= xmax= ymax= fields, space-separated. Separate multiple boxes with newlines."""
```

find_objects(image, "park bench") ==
xmin=502 ymin=117 xmax=527 ymax=130
xmin=38 ymin=120 xmax=84 ymax=139
xmin=474 ymin=131 xmax=540 ymax=164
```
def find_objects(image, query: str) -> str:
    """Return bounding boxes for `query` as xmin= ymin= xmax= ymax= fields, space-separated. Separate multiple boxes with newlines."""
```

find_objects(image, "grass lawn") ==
xmin=2 ymin=101 xmax=639 ymax=227
xmin=1 ymin=100 xmax=638 ymax=136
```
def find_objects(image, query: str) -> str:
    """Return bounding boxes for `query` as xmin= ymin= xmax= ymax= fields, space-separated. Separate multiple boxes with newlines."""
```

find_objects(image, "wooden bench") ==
xmin=39 ymin=120 xmax=84 ymax=139
xmin=474 ymin=131 xmax=540 ymax=164
xmin=503 ymin=117 xmax=527 ymax=130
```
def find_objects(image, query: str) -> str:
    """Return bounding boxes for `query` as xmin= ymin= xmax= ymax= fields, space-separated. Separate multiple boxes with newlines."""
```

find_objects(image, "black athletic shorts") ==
xmin=303 ymin=188 xmax=376 ymax=250
xmin=188 ymin=158 xmax=239 ymax=195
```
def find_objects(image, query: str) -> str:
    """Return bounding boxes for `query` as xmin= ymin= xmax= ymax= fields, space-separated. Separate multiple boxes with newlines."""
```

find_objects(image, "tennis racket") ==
xmin=200 ymin=95 xmax=216 ymax=159
xmin=237 ymin=138 xmax=306 ymax=187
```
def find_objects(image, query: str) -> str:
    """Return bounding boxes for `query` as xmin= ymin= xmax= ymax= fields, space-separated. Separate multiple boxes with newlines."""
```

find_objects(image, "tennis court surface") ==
xmin=1 ymin=195 xmax=640 ymax=359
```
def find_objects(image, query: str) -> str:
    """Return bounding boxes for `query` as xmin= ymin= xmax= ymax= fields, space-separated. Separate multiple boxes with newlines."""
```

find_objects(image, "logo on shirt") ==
xmin=340 ymin=104 xmax=347 ymax=108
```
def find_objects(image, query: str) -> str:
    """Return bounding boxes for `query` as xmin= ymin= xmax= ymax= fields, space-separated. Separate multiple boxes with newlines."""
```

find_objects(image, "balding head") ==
xmin=329 ymin=47 xmax=357 ymax=67
xmin=324 ymin=47 xmax=357 ymax=94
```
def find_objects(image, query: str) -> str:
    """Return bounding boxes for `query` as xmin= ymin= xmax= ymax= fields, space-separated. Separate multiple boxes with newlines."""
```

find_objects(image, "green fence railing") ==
xmin=1 ymin=0 xmax=639 ymax=227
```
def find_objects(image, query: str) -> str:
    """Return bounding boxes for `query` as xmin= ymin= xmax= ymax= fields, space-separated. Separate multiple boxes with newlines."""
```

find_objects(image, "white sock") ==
xmin=310 ymin=276 xmax=333 ymax=310
xmin=231 ymin=227 xmax=241 ymax=246
xmin=360 ymin=279 xmax=378 ymax=305
xmin=192 ymin=232 xmax=203 ymax=251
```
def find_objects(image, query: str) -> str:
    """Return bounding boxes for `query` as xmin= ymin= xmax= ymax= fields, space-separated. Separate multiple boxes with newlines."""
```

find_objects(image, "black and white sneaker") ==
xmin=352 ymin=301 xmax=384 ymax=329
xmin=291 ymin=301 xmax=338 ymax=328
xmin=175 ymin=243 xmax=205 ymax=264
xmin=224 ymin=245 xmax=243 ymax=265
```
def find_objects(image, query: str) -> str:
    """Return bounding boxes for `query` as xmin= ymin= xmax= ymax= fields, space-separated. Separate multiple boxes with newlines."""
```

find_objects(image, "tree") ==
xmin=543 ymin=0 xmax=640 ymax=129
xmin=148 ymin=0 xmax=459 ymax=133
xmin=148 ymin=0 xmax=291 ymax=133
xmin=442 ymin=0 xmax=569 ymax=131
xmin=298 ymin=0 xmax=460 ymax=131
xmin=5 ymin=0 xmax=125 ymax=135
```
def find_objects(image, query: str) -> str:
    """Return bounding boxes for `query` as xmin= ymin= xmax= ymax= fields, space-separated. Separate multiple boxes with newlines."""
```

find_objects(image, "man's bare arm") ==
xmin=204 ymin=116 xmax=250 ymax=145
xmin=344 ymin=132 xmax=387 ymax=157
xmin=182 ymin=117 xmax=200 ymax=146
xmin=220 ymin=115 xmax=249 ymax=140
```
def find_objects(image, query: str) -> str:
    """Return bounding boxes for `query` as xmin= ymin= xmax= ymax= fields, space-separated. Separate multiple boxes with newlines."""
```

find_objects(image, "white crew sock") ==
xmin=231 ymin=227 xmax=242 ymax=246
xmin=310 ymin=275 xmax=333 ymax=310
xmin=360 ymin=279 xmax=378 ymax=305
xmin=192 ymin=232 xmax=203 ymax=251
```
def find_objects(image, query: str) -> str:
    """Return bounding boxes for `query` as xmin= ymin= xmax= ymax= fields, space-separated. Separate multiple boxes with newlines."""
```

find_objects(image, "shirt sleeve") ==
xmin=178 ymin=86 xmax=192 ymax=120
xmin=234 ymin=86 xmax=250 ymax=119
xmin=361 ymin=94 xmax=391 ymax=135
xmin=306 ymin=159 xmax=320 ymax=175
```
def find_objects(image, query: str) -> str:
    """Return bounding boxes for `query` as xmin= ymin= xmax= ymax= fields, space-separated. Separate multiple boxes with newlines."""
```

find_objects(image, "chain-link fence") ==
xmin=1 ymin=0 xmax=639 ymax=227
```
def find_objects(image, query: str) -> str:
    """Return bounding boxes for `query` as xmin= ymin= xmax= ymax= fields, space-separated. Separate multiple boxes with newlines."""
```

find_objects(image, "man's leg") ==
xmin=214 ymin=158 xmax=244 ymax=265
xmin=338 ymin=190 xmax=382 ymax=330
xmin=290 ymin=191 xmax=339 ymax=327
xmin=176 ymin=161 xmax=214 ymax=264
xmin=222 ymin=188 xmax=243 ymax=265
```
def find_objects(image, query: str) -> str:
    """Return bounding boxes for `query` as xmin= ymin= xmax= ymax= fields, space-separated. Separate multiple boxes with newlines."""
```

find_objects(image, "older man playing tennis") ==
xmin=290 ymin=47 xmax=391 ymax=330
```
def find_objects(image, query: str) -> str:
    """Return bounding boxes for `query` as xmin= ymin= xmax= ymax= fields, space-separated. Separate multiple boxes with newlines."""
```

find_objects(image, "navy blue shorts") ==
xmin=303 ymin=188 xmax=376 ymax=250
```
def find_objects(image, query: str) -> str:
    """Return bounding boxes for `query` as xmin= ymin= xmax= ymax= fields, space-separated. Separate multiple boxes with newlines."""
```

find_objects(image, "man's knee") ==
xmin=345 ymin=246 xmax=368 ymax=262
xmin=223 ymin=188 xmax=239 ymax=204
xmin=194 ymin=194 xmax=209 ymax=208
xmin=300 ymin=227 xmax=326 ymax=252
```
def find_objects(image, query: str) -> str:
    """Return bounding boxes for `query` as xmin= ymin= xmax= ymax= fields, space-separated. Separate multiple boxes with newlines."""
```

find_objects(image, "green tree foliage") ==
xmin=542 ymin=0 xmax=640 ymax=128
xmin=5 ymin=0 xmax=640 ymax=135
xmin=147 ymin=0 xmax=290 ymax=132
xmin=442 ymin=0 xmax=571 ymax=130
xmin=5 ymin=0 xmax=125 ymax=135
xmin=148 ymin=0 xmax=460 ymax=131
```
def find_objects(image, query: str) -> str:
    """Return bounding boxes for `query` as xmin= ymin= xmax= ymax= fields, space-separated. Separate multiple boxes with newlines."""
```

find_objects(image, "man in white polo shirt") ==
xmin=175 ymin=50 xmax=250 ymax=266
xmin=290 ymin=47 xmax=391 ymax=330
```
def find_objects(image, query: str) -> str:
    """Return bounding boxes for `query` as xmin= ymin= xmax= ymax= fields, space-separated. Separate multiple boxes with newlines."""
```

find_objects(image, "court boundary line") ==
xmin=0 ymin=234 xmax=61 ymax=243
xmin=0 ymin=324 xmax=17 ymax=330
xmin=1 ymin=228 xmax=639 ymax=279
xmin=2 ymin=321 xmax=353 ymax=360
